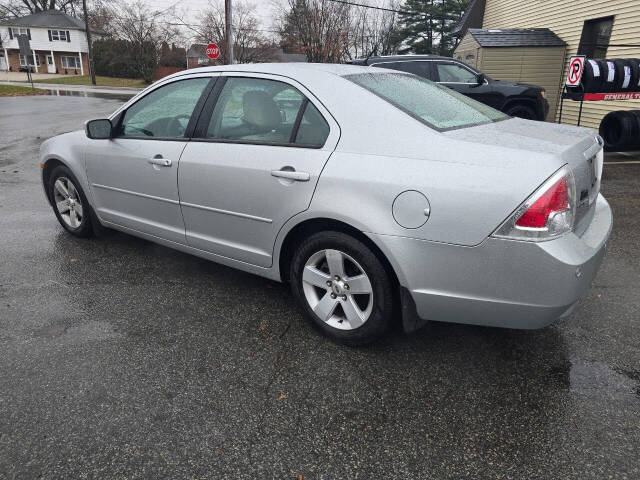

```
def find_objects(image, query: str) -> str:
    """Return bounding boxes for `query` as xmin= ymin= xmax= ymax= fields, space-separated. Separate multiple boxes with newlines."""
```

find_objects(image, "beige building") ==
xmin=454 ymin=0 xmax=640 ymax=129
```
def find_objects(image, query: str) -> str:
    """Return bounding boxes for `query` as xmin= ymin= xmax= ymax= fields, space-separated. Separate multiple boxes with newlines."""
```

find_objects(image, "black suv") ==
xmin=350 ymin=55 xmax=549 ymax=121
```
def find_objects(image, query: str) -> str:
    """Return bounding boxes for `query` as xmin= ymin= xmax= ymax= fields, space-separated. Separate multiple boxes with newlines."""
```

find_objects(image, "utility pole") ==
xmin=225 ymin=0 xmax=234 ymax=64
xmin=82 ymin=0 xmax=96 ymax=85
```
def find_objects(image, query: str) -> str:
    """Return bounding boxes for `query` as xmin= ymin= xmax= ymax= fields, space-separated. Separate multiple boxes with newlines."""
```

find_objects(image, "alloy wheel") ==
xmin=301 ymin=249 xmax=374 ymax=330
xmin=53 ymin=177 xmax=84 ymax=229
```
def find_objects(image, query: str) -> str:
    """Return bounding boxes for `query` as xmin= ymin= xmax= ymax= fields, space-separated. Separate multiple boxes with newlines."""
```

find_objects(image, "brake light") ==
xmin=493 ymin=165 xmax=576 ymax=241
xmin=515 ymin=177 xmax=568 ymax=228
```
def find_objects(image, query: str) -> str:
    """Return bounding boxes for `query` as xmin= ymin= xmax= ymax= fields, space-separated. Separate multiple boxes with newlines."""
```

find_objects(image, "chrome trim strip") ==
xmin=180 ymin=201 xmax=273 ymax=224
xmin=91 ymin=183 xmax=180 ymax=205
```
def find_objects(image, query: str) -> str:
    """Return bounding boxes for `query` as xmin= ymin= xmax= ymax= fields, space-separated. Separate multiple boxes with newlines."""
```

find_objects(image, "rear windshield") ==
xmin=345 ymin=72 xmax=508 ymax=131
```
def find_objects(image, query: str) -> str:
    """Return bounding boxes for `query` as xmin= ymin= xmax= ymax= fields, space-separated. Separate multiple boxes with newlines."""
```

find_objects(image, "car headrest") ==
xmin=243 ymin=90 xmax=281 ymax=129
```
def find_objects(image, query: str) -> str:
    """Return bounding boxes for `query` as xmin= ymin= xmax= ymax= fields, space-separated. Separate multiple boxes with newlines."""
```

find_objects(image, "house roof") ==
xmin=468 ymin=28 xmax=566 ymax=47
xmin=0 ymin=9 xmax=85 ymax=29
xmin=452 ymin=0 xmax=486 ymax=37
xmin=274 ymin=49 xmax=306 ymax=63
xmin=187 ymin=44 xmax=207 ymax=58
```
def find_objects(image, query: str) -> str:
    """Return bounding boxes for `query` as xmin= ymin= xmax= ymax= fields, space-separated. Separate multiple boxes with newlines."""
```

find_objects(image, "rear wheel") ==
xmin=290 ymin=231 xmax=395 ymax=345
xmin=49 ymin=165 xmax=93 ymax=237
xmin=505 ymin=104 xmax=537 ymax=120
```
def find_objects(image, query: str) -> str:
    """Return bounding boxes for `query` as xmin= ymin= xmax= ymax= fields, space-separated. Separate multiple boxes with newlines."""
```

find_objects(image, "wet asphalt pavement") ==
xmin=0 ymin=95 xmax=639 ymax=479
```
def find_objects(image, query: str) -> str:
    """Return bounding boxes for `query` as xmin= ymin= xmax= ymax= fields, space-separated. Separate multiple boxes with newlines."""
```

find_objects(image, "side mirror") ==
xmin=85 ymin=119 xmax=113 ymax=139
xmin=476 ymin=73 xmax=486 ymax=85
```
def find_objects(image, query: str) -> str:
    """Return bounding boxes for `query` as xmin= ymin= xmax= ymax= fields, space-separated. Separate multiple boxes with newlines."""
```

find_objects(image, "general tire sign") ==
xmin=566 ymin=55 xmax=586 ymax=87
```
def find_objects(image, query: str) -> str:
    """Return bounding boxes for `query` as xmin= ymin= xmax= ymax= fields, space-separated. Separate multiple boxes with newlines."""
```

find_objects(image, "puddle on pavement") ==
xmin=42 ymin=89 xmax=134 ymax=102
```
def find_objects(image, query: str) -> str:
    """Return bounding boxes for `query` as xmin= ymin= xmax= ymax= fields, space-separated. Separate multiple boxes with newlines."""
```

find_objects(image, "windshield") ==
xmin=345 ymin=72 xmax=508 ymax=131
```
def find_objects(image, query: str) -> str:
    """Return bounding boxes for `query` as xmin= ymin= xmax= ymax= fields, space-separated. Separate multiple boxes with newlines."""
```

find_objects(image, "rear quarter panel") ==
xmin=311 ymin=144 xmax=562 ymax=247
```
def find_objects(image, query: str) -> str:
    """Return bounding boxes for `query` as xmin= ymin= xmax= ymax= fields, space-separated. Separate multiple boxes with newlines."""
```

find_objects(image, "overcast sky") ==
xmin=140 ymin=0 xmax=391 ymax=44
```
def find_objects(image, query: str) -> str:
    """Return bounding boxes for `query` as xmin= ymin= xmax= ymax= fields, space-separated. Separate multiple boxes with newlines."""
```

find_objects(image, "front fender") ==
xmin=40 ymin=130 xmax=91 ymax=206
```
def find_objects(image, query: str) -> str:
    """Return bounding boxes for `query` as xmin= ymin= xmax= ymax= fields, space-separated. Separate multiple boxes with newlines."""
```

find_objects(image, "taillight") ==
xmin=493 ymin=165 xmax=576 ymax=241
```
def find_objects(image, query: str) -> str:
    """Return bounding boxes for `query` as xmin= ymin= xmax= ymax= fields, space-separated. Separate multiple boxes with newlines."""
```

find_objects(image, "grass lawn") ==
xmin=36 ymin=75 xmax=147 ymax=88
xmin=0 ymin=84 xmax=46 ymax=96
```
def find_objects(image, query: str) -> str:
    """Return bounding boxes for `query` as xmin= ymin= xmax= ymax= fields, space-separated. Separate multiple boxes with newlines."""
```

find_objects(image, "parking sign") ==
xmin=566 ymin=55 xmax=585 ymax=87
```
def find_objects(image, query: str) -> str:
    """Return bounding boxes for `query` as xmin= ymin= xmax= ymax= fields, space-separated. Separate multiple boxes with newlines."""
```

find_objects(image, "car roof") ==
xmin=174 ymin=62 xmax=372 ymax=77
xmin=353 ymin=54 xmax=454 ymax=64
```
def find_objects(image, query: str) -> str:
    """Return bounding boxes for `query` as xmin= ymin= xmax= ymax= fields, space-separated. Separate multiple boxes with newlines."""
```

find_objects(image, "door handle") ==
xmin=270 ymin=168 xmax=310 ymax=182
xmin=148 ymin=155 xmax=172 ymax=167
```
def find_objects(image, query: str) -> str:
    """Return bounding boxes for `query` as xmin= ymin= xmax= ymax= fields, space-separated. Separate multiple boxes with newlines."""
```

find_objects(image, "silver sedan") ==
xmin=40 ymin=64 xmax=612 ymax=345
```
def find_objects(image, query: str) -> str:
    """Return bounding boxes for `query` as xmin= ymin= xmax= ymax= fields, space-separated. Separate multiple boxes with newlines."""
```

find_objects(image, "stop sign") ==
xmin=206 ymin=43 xmax=220 ymax=60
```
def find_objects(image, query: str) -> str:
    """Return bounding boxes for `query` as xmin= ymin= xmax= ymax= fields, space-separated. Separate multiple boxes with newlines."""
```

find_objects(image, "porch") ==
xmin=0 ymin=49 xmax=88 ymax=76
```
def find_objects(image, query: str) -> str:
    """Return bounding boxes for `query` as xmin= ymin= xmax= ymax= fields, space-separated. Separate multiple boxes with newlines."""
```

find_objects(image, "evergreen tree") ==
xmin=397 ymin=0 xmax=471 ymax=56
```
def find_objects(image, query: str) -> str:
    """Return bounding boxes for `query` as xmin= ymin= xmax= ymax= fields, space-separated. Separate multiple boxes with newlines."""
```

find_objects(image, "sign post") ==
xmin=566 ymin=55 xmax=586 ymax=88
xmin=17 ymin=34 xmax=34 ymax=89
xmin=206 ymin=43 xmax=220 ymax=61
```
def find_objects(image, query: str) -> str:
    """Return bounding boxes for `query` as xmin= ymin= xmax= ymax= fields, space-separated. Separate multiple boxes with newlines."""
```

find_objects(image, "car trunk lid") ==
xmin=444 ymin=118 xmax=603 ymax=236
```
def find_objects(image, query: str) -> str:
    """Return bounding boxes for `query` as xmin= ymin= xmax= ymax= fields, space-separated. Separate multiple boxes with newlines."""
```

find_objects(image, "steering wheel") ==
xmin=167 ymin=114 xmax=191 ymax=137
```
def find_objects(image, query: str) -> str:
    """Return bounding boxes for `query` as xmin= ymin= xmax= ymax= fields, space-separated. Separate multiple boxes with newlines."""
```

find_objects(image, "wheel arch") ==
xmin=277 ymin=217 xmax=401 ymax=286
xmin=501 ymin=97 xmax=540 ymax=118
xmin=41 ymin=156 xmax=69 ymax=206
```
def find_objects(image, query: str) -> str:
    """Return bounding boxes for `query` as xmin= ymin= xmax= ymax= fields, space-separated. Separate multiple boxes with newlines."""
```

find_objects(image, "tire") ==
xmin=505 ymin=104 xmax=537 ymax=120
xmin=48 ymin=165 xmax=94 ymax=237
xmin=599 ymin=110 xmax=640 ymax=152
xmin=580 ymin=59 xmax=605 ymax=93
xmin=289 ymin=231 xmax=395 ymax=346
xmin=628 ymin=59 xmax=640 ymax=92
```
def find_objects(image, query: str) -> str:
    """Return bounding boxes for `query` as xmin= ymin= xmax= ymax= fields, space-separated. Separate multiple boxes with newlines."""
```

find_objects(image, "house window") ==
xmin=578 ymin=16 xmax=614 ymax=58
xmin=19 ymin=54 xmax=40 ymax=66
xmin=49 ymin=30 xmax=69 ymax=42
xmin=10 ymin=27 xmax=31 ymax=39
xmin=61 ymin=56 xmax=81 ymax=69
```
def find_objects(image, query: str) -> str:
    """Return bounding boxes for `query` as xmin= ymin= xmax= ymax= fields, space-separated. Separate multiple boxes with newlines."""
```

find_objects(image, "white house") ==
xmin=0 ymin=9 xmax=96 ymax=75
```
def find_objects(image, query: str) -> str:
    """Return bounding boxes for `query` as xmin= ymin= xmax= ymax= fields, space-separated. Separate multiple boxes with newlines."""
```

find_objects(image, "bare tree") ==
xmin=278 ymin=0 xmax=351 ymax=63
xmin=0 ymin=0 xmax=81 ymax=16
xmin=183 ymin=1 xmax=277 ymax=64
xmin=349 ymin=0 xmax=402 ymax=59
xmin=109 ymin=0 xmax=180 ymax=81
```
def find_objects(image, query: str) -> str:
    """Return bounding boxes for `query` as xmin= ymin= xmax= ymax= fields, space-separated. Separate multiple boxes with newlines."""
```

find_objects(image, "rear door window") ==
xmin=435 ymin=63 xmax=478 ymax=84
xmin=204 ymin=76 xmax=329 ymax=147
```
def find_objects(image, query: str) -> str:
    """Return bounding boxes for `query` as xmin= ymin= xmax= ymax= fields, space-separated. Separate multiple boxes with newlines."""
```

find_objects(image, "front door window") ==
xmin=118 ymin=78 xmax=211 ymax=138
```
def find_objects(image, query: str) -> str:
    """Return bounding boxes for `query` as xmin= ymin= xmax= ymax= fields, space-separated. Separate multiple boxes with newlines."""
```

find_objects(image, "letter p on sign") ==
xmin=566 ymin=56 xmax=585 ymax=87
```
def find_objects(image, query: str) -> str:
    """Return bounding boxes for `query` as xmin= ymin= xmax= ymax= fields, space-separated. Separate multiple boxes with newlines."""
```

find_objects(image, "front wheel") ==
xmin=48 ymin=165 xmax=93 ymax=237
xmin=290 ymin=231 xmax=395 ymax=345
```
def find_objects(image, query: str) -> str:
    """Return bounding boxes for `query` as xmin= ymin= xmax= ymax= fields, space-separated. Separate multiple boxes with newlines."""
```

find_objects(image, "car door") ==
xmin=178 ymin=73 xmax=340 ymax=267
xmin=85 ymin=76 xmax=214 ymax=244
xmin=434 ymin=61 xmax=498 ymax=108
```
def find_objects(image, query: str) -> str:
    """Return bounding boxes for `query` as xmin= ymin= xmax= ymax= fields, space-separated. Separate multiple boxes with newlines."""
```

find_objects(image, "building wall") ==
xmin=480 ymin=45 xmax=566 ymax=120
xmin=454 ymin=33 xmax=481 ymax=69
xmin=482 ymin=0 xmax=640 ymax=129
xmin=0 ymin=26 xmax=88 ymax=53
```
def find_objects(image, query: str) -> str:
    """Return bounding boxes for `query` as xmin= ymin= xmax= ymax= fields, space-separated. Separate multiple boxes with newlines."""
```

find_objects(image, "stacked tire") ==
xmin=599 ymin=110 xmax=640 ymax=151
xmin=569 ymin=58 xmax=640 ymax=93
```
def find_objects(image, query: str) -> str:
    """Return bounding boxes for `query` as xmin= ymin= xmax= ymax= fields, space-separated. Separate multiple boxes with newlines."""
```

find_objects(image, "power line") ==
xmin=327 ymin=0 xmax=418 ymax=15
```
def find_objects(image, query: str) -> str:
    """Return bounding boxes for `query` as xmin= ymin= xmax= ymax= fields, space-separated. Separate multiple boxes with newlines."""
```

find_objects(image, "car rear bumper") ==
xmin=370 ymin=194 xmax=612 ymax=331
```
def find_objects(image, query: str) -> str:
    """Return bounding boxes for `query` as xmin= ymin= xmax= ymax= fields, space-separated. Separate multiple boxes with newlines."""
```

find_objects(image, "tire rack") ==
xmin=558 ymin=85 xmax=640 ymax=126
